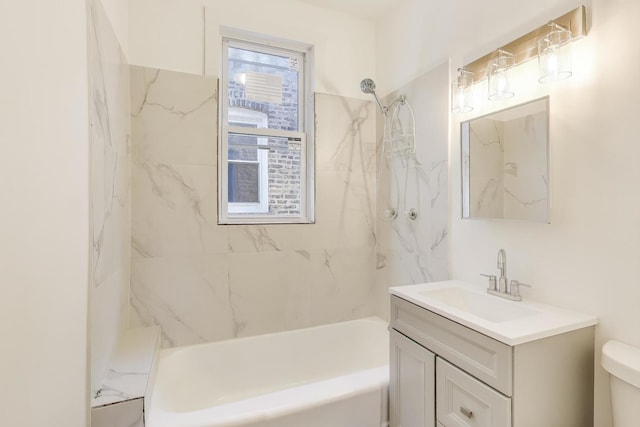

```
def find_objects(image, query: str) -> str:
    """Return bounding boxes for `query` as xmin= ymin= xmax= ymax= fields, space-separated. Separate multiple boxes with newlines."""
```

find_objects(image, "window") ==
xmin=227 ymin=108 xmax=269 ymax=214
xmin=219 ymin=36 xmax=314 ymax=224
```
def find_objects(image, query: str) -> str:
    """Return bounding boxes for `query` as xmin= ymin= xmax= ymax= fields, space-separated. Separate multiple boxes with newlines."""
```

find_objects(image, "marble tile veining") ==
xmin=92 ymin=326 xmax=160 ymax=408
xmin=88 ymin=0 xmax=131 ymax=397
xmin=130 ymin=66 xmax=217 ymax=166
xmin=130 ymin=67 xmax=378 ymax=346
xmin=130 ymin=255 xmax=234 ymax=347
xmin=227 ymin=245 xmax=376 ymax=338
xmin=466 ymin=110 xmax=548 ymax=221
xmin=132 ymin=162 xmax=227 ymax=258
xmin=375 ymin=62 xmax=450 ymax=316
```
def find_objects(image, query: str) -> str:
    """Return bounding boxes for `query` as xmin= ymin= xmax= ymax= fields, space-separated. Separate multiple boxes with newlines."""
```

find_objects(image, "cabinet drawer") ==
xmin=437 ymin=358 xmax=511 ymax=427
xmin=391 ymin=295 xmax=512 ymax=395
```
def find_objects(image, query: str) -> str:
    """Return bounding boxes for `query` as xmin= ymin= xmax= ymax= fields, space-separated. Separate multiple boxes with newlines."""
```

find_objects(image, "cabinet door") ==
xmin=390 ymin=329 xmax=436 ymax=427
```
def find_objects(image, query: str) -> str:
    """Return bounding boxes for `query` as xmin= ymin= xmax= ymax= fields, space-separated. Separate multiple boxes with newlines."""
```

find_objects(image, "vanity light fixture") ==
xmin=454 ymin=5 xmax=587 ymax=108
xmin=538 ymin=22 xmax=573 ymax=83
xmin=487 ymin=50 xmax=515 ymax=101
xmin=451 ymin=68 xmax=474 ymax=113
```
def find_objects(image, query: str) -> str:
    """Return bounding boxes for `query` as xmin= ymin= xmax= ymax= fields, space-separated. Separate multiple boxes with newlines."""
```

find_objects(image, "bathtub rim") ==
xmin=147 ymin=316 xmax=390 ymax=427
xmin=159 ymin=316 xmax=388 ymax=359
xmin=147 ymin=365 xmax=388 ymax=427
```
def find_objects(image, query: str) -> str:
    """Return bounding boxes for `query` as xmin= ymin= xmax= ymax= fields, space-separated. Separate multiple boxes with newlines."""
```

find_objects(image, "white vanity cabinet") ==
xmin=389 ymin=294 xmax=596 ymax=427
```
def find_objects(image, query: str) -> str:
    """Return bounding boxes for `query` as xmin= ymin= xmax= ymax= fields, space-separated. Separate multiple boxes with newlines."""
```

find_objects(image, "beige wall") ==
xmin=0 ymin=0 xmax=90 ymax=426
xmin=128 ymin=0 xmax=376 ymax=100
xmin=100 ymin=0 xmax=130 ymax=57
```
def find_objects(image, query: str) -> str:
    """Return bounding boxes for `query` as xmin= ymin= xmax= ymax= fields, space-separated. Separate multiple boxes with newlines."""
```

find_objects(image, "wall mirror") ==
xmin=461 ymin=97 xmax=549 ymax=222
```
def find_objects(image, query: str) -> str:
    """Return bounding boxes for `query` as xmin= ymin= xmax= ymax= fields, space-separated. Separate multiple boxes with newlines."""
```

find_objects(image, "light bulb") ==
xmin=451 ymin=68 xmax=474 ymax=113
xmin=497 ymin=72 xmax=506 ymax=95
xmin=537 ymin=24 xmax=572 ymax=83
xmin=487 ymin=50 xmax=514 ymax=100
xmin=547 ymin=51 xmax=559 ymax=78
xmin=457 ymin=91 xmax=466 ymax=108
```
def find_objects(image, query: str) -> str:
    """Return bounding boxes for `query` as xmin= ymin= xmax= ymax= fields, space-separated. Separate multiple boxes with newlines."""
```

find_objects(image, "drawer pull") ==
xmin=460 ymin=406 xmax=474 ymax=419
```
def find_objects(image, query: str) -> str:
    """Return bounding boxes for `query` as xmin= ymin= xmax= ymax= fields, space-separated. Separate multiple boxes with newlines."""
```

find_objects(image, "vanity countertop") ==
xmin=390 ymin=280 xmax=598 ymax=346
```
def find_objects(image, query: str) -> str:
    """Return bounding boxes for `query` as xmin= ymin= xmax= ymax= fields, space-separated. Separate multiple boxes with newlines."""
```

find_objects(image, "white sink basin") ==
xmin=418 ymin=286 xmax=539 ymax=323
xmin=390 ymin=280 xmax=598 ymax=345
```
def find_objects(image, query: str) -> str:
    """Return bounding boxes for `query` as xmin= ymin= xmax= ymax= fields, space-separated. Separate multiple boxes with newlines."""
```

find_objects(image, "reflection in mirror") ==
xmin=461 ymin=97 xmax=549 ymax=222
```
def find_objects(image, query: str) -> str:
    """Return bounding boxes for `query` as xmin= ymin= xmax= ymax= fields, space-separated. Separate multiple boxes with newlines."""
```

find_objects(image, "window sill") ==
xmin=218 ymin=216 xmax=314 ymax=225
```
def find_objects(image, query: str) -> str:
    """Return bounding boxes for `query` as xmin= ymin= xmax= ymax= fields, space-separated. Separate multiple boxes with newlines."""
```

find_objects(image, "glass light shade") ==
xmin=451 ymin=69 xmax=474 ymax=113
xmin=487 ymin=51 xmax=515 ymax=101
xmin=538 ymin=25 xmax=573 ymax=83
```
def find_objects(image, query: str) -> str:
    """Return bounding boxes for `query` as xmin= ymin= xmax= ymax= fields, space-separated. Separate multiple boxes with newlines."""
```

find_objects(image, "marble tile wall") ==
xmin=467 ymin=112 xmax=548 ymax=221
xmin=468 ymin=117 xmax=505 ymax=217
xmin=88 ymin=0 xmax=131 ymax=396
xmin=502 ymin=113 xmax=548 ymax=222
xmin=374 ymin=63 xmax=450 ymax=315
xmin=91 ymin=326 xmax=160 ymax=427
xmin=129 ymin=65 xmax=378 ymax=347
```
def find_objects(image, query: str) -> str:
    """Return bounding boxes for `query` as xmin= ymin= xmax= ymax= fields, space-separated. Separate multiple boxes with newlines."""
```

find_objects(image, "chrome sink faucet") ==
xmin=497 ymin=249 xmax=507 ymax=293
xmin=481 ymin=249 xmax=530 ymax=301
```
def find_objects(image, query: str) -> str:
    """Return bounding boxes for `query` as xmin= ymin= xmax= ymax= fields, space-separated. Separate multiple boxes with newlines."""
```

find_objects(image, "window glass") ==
xmin=227 ymin=46 xmax=300 ymax=132
xmin=220 ymin=37 xmax=311 ymax=223
xmin=228 ymin=163 xmax=260 ymax=203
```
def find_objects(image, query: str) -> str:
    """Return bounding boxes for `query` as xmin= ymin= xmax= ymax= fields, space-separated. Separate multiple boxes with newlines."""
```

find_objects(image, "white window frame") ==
xmin=227 ymin=108 xmax=269 ymax=214
xmin=219 ymin=35 xmax=314 ymax=225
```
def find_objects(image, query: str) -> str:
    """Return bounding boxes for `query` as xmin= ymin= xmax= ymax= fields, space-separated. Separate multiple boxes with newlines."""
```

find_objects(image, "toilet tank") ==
xmin=602 ymin=340 xmax=640 ymax=427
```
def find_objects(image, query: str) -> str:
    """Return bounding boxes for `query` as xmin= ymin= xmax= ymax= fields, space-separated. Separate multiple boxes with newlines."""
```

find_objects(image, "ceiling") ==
xmin=296 ymin=0 xmax=399 ymax=21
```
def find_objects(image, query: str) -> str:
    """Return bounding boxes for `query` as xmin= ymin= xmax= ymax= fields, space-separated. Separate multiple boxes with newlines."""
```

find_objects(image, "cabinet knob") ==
xmin=460 ymin=406 xmax=474 ymax=419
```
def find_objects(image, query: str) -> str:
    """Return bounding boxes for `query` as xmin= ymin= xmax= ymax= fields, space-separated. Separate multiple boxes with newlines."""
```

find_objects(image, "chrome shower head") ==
xmin=360 ymin=78 xmax=377 ymax=94
xmin=360 ymin=78 xmax=387 ymax=115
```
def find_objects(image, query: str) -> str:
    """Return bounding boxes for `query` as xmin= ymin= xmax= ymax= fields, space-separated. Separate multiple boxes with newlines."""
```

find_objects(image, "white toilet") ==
xmin=602 ymin=340 xmax=640 ymax=427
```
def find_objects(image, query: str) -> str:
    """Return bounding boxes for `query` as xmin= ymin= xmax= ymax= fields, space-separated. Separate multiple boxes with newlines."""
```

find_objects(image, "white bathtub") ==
xmin=146 ymin=317 xmax=390 ymax=427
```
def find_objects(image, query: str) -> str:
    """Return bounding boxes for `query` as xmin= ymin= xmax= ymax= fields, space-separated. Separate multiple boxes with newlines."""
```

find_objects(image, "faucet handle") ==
xmin=480 ymin=273 xmax=497 ymax=291
xmin=509 ymin=280 xmax=532 ymax=298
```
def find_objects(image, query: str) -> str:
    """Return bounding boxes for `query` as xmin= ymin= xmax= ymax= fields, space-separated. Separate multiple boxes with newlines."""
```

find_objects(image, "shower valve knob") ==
xmin=384 ymin=209 xmax=398 ymax=220
xmin=406 ymin=209 xmax=418 ymax=220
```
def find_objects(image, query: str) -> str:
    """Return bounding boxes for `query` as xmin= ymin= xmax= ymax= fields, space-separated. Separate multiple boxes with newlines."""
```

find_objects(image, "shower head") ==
xmin=360 ymin=78 xmax=377 ymax=94
xmin=360 ymin=78 xmax=387 ymax=115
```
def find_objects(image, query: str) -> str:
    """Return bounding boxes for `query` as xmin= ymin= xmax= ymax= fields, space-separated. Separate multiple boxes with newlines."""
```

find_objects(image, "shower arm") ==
xmin=386 ymin=95 xmax=406 ymax=111
xmin=361 ymin=78 xmax=407 ymax=117
xmin=373 ymin=94 xmax=407 ymax=117
xmin=371 ymin=92 xmax=388 ymax=116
